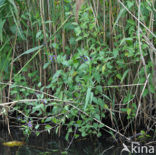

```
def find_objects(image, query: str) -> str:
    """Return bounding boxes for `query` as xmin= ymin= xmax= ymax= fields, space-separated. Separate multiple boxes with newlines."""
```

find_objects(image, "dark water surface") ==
xmin=0 ymin=128 xmax=122 ymax=155
xmin=0 ymin=128 xmax=155 ymax=155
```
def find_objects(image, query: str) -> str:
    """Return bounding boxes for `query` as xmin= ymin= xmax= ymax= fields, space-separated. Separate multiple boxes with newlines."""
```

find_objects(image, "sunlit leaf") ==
xmin=43 ymin=62 xmax=50 ymax=69
xmin=102 ymin=64 xmax=106 ymax=73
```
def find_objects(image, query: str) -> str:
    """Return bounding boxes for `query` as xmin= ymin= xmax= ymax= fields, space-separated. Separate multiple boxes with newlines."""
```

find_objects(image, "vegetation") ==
xmin=0 ymin=0 xmax=156 ymax=143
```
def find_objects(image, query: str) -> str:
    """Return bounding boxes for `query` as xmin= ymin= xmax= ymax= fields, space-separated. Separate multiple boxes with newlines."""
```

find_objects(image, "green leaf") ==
xmin=45 ymin=124 xmax=52 ymax=130
xmin=120 ymin=37 xmax=133 ymax=46
xmin=142 ymin=88 xmax=148 ymax=97
xmin=51 ymin=117 xmax=59 ymax=124
xmin=94 ymin=114 xmax=100 ymax=121
xmin=141 ymin=130 xmax=145 ymax=135
xmin=82 ymin=131 xmax=87 ymax=137
xmin=52 ymin=43 xmax=58 ymax=49
xmin=36 ymin=131 xmax=40 ymax=136
xmin=43 ymin=62 xmax=50 ymax=69
xmin=13 ymin=45 xmax=43 ymax=62
xmin=121 ymin=69 xmax=129 ymax=83
xmin=113 ymin=8 xmax=125 ymax=30
xmin=32 ymin=104 xmax=45 ymax=114
xmin=84 ymin=87 xmax=91 ymax=110
xmin=74 ymin=27 xmax=81 ymax=36
xmin=102 ymin=64 xmax=106 ymax=73
xmin=52 ymin=70 xmax=62 ymax=80
xmin=116 ymin=73 xmax=122 ymax=80
xmin=127 ymin=1 xmax=134 ymax=8
xmin=104 ymin=104 xmax=109 ymax=109
xmin=127 ymin=108 xmax=131 ymax=116
xmin=0 ymin=0 xmax=5 ymax=6
xmin=102 ymin=94 xmax=112 ymax=102
xmin=38 ymin=82 xmax=42 ymax=87
xmin=35 ymin=124 xmax=39 ymax=129
xmin=45 ymin=117 xmax=52 ymax=122
xmin=113 ymin=49 xmax=119 ymax=58
xmin=36 ymin=31 xmax=42 ymax=39
xmin=0 ymin=18 xmax=5 ymax=41
xmin=121 ymin=108 xmax=127 ymax=112
xmin=97 ymin=132 xmax=102 ymax=137
xmin=96 ymin=85 xmax=102 ymax=93
xmin=93 ymin=97 xmax=98 ymax=104
xmin=61 ymin=151 xmax=68 ymax=155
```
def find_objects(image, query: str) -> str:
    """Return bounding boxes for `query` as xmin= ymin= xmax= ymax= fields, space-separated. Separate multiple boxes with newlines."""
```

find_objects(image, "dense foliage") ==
xmin=0 ymin=0 xmax=156 ymax=142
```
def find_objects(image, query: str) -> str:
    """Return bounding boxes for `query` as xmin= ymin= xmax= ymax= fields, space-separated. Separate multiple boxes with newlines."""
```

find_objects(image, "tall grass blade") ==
xmin=13 ymin=45 xmax=44 ymax=62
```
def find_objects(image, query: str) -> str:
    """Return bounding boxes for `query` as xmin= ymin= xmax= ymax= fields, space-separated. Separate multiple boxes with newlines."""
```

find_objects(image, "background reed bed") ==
xmin=0 ymin=0 xmax=155 ymax=142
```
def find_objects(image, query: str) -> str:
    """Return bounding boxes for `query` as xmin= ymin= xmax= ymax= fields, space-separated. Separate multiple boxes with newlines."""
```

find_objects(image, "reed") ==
xmin=0 ymin=0 xmax=155 ymax=142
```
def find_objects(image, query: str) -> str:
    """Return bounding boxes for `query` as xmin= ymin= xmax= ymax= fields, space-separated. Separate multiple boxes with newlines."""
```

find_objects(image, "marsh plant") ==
xmin=0 ymin=0 xmax=155 ymax=143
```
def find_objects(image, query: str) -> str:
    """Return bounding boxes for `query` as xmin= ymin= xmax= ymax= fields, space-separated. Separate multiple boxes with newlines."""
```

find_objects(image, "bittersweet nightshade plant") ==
xmin=42 ymin=99 xmax=47 ymax=104
xmin=27 ymin=121 xmax=32 ymax=128
xmin=49 ymin=55 xmax=56 ymax=62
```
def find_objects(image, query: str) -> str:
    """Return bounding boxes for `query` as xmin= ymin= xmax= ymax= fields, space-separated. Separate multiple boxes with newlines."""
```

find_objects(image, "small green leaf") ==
xmin=45 ymin=117 xmax=52 ymax=122
xmin=35 ymin=124 xmax=39 ymax=129
xmin=36 ymin=31 xmax=42 ymax=39
xmin=121 ymin=69 xmax=129 ymax=83
xmin=113 ymin=49 xmax=119 ymax=58
xmin=38 ymin=82 xmax=41 ymax=87
xmin=43 ymin=62 xmax=50 ymax=69
xmin=116 ymin=73 xmax=122 ymax=80
xmin=36 ymin=131 xmax=40 ymax=136
xmin=127 ymin=108 xmax=131 ymax=116
xmin=45 ymin=124 xmax=52 ymax=130
xmin=96 ymin=85 xmax=102 ymax=93
xmin=102 ymin=64 xmax=106 ymax=73
xmin=104 ymin=104 xmax=109 ymax=109
xmin=141 ymin=130 xmax=145 ymax=135
xmin=61 ymin=151 xmax=68 ymax=154
xmin=75 ymin=27 xmax=81 ymax=36
xmin=84 ymin=87 xmax=91 ymax=110
xmin=94 ymin=114 xmax=100 ymax=121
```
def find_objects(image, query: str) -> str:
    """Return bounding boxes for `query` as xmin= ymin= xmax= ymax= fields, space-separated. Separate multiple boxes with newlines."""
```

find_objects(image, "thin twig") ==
xmin=118 ymin=0 xmax=156 ymax=38
xmin=0 ymin=98 xmax=74 ymax=107
xmin=0 ymin=81 xmax=58 ymax=99
xmin=135 ymin=74 xmax=150 ymax=118
xmin=66 ymin=102 xmax=130 ymax=142
xmin=102 ymin=83 xmax=144 ymax=88
xmin=101 ymin=145 xmax=115 ymax=155
xmin=65 ymin=125 xmax=77 ymax=151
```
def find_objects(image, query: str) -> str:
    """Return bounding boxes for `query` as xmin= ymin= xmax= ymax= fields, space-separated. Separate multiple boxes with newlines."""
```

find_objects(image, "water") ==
xmin=0 ymin=128 xmax=122 ymax=155
xmin=1 ymin=128 xmax=156 ymax=155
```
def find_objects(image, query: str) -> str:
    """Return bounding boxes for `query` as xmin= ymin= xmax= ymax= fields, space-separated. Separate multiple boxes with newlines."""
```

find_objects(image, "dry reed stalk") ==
xmin=109 ymin=0 xmax=113 ymax=49
xmin=92 ymin=0 xmax=99 ymax=26
xmin=52 ymin=1 xmax=58 ymax=72
xmin=135 ymin=74 xmax=150 ymax=119
xmin=36 ymin=24 xmax=42 ymax=83
xmin=47 ymin=0 xmax=52 ymax=49
xmin=8 ymin=34 xmax=17 ymax=102
xmin=61 ymin=0 xmax=65 ymax=53
xmin=75 ymin=0 xmax=84 ymax=22
xmin=53 ymin=23 xmax=58 ymax=72
xmin=138 ymin=0 xmax=153 ymax=118
xmin=103 ymin=0 xmax=106 ymax=42
xmin=40 ymin=0 xmax=48 ymax=86
xmin=47 ymin=0 xmax=54 ymax=85
xmin=118 ymin=0 xmax=156 ymax=38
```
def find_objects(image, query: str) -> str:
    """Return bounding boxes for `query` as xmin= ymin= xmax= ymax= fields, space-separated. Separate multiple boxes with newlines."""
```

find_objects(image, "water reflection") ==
xmin=0 ymin=128 xmax=122 ymax=155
